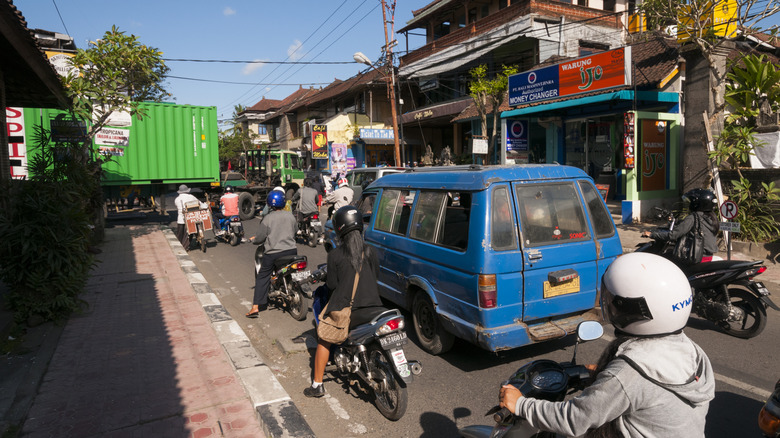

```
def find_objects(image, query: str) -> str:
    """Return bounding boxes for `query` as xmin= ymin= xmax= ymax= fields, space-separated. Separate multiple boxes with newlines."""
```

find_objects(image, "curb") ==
xmin=160 ymin=227 xmax=315 ymax=438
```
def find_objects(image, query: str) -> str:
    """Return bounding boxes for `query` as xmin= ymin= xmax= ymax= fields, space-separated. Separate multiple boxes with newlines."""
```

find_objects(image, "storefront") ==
xmin=501 ymin=42 xmax=684 ymax=222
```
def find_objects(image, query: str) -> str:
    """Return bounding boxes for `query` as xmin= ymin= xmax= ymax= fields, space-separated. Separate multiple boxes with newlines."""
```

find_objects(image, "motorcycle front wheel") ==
xmin=368 ymin=345 xmax=408 ymax=421
xmin=287 ymin=281 xmax=309 ymax=321
xmin=717 ymin=287 xmax=767 ymax=338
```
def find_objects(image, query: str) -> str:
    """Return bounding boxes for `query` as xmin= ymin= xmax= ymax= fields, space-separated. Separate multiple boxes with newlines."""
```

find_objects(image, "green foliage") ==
xmin=66 ymin=25 xmax=170 ymax=135
xmin=726 ymin=178 xmax=780 ymax=243
xmin=709 ymin=124 xmax=756 ymax=168
xmin=724 ymin=53 xmax=780 ymax=127
xmin=0 ymin=127 xmax=97 ymax=324
xmin=219 ymin=129 xmax=254 ymax=163
xmin=468 ymin=64 xmax=518 ymax=163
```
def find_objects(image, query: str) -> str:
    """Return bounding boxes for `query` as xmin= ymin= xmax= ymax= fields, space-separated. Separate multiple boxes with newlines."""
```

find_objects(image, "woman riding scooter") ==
xmin=304 ymin=205 xmax=385 ymax=398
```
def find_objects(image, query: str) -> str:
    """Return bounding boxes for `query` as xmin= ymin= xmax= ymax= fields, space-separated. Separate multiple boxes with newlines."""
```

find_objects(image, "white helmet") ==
xmin=600 ymin=252 xmax=692 ymax=336
xmin=273 ymin=186 xmax=284 ymax=192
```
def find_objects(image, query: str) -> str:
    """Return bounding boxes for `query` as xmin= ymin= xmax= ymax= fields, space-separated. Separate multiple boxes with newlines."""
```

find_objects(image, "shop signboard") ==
xmin=506 ymin=119 xmax=529 ymax=162
xmin=508 ymin=47 xmax=631 ymax=106
xmin=359 ymin=128 xmax=395 ymax=140
xmin=623 ymin=112 xmax=635 ymax=169
xmin=6 ymin=107 xmax=26 ymax=179
xmin=677 ymin=0 xmax=737 ymax=43
xmin=312 ymin=124 xmax=328 ymax=159
xmin=640 ymin=119 xmax=668 ymax=191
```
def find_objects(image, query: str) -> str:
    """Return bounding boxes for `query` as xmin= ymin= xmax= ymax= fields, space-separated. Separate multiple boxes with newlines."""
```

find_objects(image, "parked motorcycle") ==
xmin=759 ymin=378 xmax=780 ymax=437
xmin=636 ymin=207 xmax=778 ymax=339
xmin=214 ymin=215 xmax=244 ymax=246
xmin=304 ymin=264 xmax=423 ymax=421
xmin=253 ymin=245 xmax=310 ymax=321
xmin=459 ymin=321 xmax=603 ymax=438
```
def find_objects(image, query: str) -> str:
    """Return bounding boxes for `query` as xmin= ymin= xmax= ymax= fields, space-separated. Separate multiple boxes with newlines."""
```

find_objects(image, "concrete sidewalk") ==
xmin=1 ymin=225 xmax=313 ymax=438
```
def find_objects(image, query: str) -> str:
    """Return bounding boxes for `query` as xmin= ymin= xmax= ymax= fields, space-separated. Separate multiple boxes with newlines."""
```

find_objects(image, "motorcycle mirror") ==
xmin=577 ymin=321 xmax=604 ymax=342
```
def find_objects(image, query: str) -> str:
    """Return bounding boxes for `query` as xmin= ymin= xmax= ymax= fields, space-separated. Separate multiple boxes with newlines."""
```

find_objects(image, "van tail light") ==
xmin=478 ymin=275 xmax=497 ymax=308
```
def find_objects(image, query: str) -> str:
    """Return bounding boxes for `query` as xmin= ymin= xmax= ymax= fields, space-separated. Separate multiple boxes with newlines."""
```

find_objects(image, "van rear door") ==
xmin=513 ymin=181 xmax=599 ymax=321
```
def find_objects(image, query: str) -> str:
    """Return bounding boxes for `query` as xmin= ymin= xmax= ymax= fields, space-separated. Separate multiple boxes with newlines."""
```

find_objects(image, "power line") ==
xmin=164 ymin=58 xmax=356 ymax=64
xmin=51 ymin=0 xmax=70 ymax=37
xmin=167 ymin=75 xmax=332 ymax=86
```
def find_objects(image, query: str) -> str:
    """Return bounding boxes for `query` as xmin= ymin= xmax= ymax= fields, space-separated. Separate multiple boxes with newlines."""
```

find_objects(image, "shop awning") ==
xmin=400 ymin=98 xmax=472 ymax=124
xmin=501 ymin=90 xmax=679 ymax=118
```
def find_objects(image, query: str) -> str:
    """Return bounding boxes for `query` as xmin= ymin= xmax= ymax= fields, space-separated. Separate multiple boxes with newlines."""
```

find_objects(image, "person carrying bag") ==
xmin=304 ymin=206 xmax=384 ymax=398
xmin=316 ymin=271 xmax=359 ymax=344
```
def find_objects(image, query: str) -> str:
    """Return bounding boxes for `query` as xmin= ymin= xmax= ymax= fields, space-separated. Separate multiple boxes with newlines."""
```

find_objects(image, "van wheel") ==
xmin=412 ymin=293 xmax=454 ymax=355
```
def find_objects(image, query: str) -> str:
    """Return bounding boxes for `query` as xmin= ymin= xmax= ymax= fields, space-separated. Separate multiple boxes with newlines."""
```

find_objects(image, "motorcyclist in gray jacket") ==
xmin=500 ymin=252 xmax=715 ymax=437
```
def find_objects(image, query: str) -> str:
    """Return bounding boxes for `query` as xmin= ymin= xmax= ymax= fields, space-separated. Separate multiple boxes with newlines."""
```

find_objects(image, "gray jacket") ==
xmin=514 ymin=332 xmax=715 ymax=437
xmin=254 ymin=209 xmax=297 ymax=254
xmin=292 ymin=186 xmax=319 ymax=215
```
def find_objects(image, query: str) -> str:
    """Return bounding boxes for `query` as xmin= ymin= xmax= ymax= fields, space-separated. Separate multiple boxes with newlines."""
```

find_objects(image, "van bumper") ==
xmin=443 ymin=308 xmax=604 ymax=352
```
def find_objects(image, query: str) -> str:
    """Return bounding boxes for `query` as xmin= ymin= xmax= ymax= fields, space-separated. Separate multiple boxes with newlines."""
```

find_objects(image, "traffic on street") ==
xmin=181 ymin=209 xmax=780 ymax=438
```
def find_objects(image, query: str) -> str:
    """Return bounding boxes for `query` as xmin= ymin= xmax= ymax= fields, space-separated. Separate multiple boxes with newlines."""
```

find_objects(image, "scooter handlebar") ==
xmin=493 ymin=407 xmax=513 ymax=423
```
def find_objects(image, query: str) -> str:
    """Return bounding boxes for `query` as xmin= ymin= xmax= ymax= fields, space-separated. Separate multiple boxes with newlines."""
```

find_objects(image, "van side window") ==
xmin=439 ymin=192 xmax=470 ymax=250
xmin=491 ymin=186 xmax=517 ymax=251
xmin=578 ymin=181 xmax=615 ymax=239
xmin=517 ymin=183 xmax=589 ymax=247
xmin=410 ymin=191 xmax=446 ymax=243
xmin=357 ymin=193 xmax=376 ymax=225
xmin=374 ymin=189 xmax=413 ymax=235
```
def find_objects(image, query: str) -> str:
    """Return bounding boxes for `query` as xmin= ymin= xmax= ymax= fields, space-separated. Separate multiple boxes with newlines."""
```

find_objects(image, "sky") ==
xmin=17 ymin=0 xmax=427 ymax=124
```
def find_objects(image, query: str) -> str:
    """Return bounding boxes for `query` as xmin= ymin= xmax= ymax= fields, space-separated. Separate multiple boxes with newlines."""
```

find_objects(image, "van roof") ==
xmin=370 ymin=164 xmax=590 ymax=191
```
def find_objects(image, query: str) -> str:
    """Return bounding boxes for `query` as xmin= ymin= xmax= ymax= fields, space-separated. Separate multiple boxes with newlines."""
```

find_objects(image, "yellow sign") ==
xmin=543 ymin=277 xmax=580 ymax=298
xmin=677 ymin=0 xmax=737 ymax=43
xmin=45 ymin=50 xmax=78 ymax=77
xmin=628 ymin=13 xmax=646 ymax=34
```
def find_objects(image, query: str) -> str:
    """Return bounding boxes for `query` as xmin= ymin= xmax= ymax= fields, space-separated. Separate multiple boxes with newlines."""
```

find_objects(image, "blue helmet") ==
xmin=267 ymin=190 xmax=285 ymax=209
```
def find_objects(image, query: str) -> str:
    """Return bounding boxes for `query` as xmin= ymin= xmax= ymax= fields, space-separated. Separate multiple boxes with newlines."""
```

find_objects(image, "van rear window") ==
xmin=516 ymin=183 xmax=590 ymax=247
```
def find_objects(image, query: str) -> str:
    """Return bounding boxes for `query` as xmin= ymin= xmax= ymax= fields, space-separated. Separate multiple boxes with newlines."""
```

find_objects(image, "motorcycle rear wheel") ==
xmin=229 ymin=232 xmax=240 ymax=246
xmin=368 ymin=345 xmax=408 ymax=421
xmin=197 ymin=225 xmax=207 ymax=252
xmin=287 ymin=281 xmax=309 ymax=321
xmin=717 ymin=288 xmax=767 ymax=338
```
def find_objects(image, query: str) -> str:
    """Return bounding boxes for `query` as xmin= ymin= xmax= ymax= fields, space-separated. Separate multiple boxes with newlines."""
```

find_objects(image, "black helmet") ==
xmin=224 ymin=186 xmax=234 ymax=193
xmin=333 ymin=205 xmax=362 ymax=238
xmin=683 ymin=189 xmax=717 ymax=212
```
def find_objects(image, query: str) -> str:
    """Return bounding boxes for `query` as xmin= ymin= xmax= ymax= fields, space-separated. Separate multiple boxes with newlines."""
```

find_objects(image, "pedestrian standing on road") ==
xmin=247 ymin=190 xmax=298 ymax=318
xmin=304 ymin=206 xmax=384 ymax=398
xmin=174 ymin=184 xmax=203 ymax=250
xmin=500 ymin=252 xmax=715 ymax=437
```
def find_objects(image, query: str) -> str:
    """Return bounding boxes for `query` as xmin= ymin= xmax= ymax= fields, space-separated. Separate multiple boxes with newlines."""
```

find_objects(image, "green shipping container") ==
xmin=18 ymin=102 xmax=219 ymax=187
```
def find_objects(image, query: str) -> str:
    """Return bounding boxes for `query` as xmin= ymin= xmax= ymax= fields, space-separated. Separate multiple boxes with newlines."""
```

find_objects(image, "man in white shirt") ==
xmin=174 ymin=184 xmax=204 ymax=250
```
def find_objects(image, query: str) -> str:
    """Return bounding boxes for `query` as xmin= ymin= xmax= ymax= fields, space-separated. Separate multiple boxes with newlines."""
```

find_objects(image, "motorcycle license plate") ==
xmin=311 ymin=221 xmax=321 ymax=226
xmin=291 ymin=270 xmax=311 ymax=282
xmin=379 ymin=331 xmax=407 ymax=349
xmin=755 ymin=282 xmax=770 ymax=296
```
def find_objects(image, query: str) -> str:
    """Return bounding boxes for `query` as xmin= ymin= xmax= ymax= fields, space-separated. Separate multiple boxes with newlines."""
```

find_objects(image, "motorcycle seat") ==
xmin=274 ymin=255 xmax=306 ymax=269
xmin=683 ymin=259 xmax=761 ymax=275
xmin=345 ymin=307 xmax=397 ymax=345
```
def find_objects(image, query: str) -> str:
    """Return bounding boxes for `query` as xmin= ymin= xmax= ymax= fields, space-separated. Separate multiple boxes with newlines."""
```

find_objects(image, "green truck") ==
xmin=14 ymin=102 xmax=305 ymax=220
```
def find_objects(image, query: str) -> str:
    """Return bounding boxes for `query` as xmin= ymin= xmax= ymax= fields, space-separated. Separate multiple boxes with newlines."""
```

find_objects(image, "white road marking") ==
xmin=599 ymin=333 xmax=771 ymax=400
xmin=326 ymin=394 xmax=351 ymax=420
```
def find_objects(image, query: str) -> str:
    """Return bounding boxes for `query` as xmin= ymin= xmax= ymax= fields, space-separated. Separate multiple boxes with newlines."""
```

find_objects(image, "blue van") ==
xmin=330 ymin=164 xmax=622 ymax=354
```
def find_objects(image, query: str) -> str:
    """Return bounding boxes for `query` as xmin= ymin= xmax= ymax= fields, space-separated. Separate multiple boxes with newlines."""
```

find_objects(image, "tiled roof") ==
xmin=246 ymin=97 xmax=282 ymax=112
xmin=285 ymin=68 xmax=386 ymax=111
xmin=452 ymin=34 xmax=680 ymax=122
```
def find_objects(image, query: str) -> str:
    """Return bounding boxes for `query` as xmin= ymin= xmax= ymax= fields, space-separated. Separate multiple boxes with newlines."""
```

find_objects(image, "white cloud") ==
xmin=242 ymin=60 xmax=266 ymax=75
xmin=287 ymin=40 xmax=304 ymax=61
xmin=223 ymin=7 xmax=236 ymax=16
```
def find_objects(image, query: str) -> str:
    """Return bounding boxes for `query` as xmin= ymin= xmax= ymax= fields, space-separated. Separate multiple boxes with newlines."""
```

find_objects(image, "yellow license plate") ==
xmin=543 ymin=277 xmax=580 ymax=298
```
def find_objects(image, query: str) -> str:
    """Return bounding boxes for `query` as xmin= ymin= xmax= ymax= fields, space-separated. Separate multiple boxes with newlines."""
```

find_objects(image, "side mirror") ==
xmin=577 ymin=321 xmax=604 ymax=342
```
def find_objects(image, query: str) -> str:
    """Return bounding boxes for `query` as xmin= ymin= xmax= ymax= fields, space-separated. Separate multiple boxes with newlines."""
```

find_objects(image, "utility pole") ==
xmin=380 ymin=0 xmax=401 ymax=167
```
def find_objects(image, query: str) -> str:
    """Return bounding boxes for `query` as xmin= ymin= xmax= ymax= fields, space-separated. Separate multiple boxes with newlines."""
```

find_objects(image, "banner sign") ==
xmin=6 ymin=107 xmax=27 ymax=179
xmin=505 ymin=119 xmax=529 ymax=154
xmin=312 ymin=124 xmax=328 ymax=159
xmin=359 ymin=128 xmax=395 ymax=140
xmin=330 ymin=143 xmax=348 ymax=176
xmin=508 ymin=47 xmax=632 ymax=106
xmin=640 ymin=119 xmax=668 ymax=191
xmin=623 ymin=112 xmax=635 ymax=169
xmin=95 ymin=127 xmax=130 ymax=147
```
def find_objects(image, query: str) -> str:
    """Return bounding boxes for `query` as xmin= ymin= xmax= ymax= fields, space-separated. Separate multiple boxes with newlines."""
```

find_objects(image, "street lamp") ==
xmin=354 ymin=51 xmax=401 ymax=167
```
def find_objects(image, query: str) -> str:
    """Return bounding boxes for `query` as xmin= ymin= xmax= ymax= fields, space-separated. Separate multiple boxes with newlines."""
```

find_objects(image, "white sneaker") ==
xmin=318 ymin=237 xmax=324 ymax=244
xmin=296 ymin=230 xmax=302 ymax=235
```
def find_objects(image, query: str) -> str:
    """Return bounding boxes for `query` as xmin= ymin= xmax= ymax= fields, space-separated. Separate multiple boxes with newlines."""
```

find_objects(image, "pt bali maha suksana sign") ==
xmin=508 ymin=47 xmax=632 ymax=106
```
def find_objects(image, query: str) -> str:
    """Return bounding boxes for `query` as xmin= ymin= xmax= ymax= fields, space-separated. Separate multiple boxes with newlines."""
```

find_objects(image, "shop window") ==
xmin=579 ymin=41 xmax=610 ymax=57
xmin=481 ymin=5 xmax=490 ymax=17
xmin=434 ymin=21 xmax=450 ymax=39
xmin=603 ymin=0 xmax=616 ymax=11
xmin=457 ymin=14 xmax=466 ymax=28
